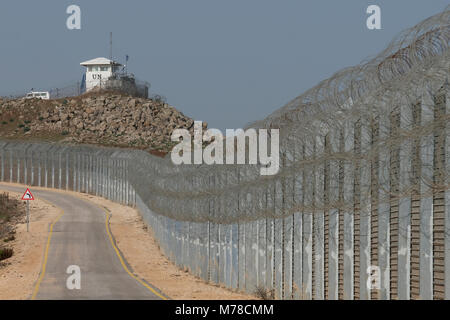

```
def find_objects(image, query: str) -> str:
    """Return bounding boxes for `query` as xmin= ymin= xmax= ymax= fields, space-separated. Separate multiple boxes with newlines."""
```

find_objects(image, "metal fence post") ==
xmin=37 ymin=152 xmax=41 ymax=187
xmin=44 ymin=151 xmax=48 ymax=188
xmin=418 ymin=90 xmax=434 ymax=300
xmin=293 ymin=142 xmax=304 ymax=300
xmin=398 ymin=102 xmax=413 ymax=299
xmin=24 ymin=149 xmax=28 ymax=185
xmin=328 ymin=128 xmax=340 ymax=300
xmin=343 ymin=121 xmax=355 ymax=300
xmin=314 ymin=135 xmax=325 ymax=300
xmin=302 ymin=137 xmax=313 ymax=300
xmin=359 ymin=117 xmax=372 ymax=300
xmin=445 ymin=86 xmax=450 ymax=299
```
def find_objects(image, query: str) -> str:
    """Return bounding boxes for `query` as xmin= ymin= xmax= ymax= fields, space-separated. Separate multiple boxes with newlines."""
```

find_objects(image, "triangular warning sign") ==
xmin=21 ymin=188 xmax=34 ymax=201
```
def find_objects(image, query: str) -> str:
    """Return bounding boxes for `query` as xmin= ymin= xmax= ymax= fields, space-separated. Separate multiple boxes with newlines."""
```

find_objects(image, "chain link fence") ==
xmin=0 ymin=8 xmax=449 ymax=300
xmin=3 ymin=74 xmax=152 ymax=100
xmin=2 ymin=81 xmax=82 ymax=100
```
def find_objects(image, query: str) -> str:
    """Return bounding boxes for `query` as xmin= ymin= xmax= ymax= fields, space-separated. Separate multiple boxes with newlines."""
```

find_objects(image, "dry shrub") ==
xmin=0 ymin=248 xmax=13 ymax=261
xmin=254 ymin=286 xmax=275 ymax=300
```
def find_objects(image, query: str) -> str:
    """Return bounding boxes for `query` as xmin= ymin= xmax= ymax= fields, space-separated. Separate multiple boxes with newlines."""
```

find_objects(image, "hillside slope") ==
xmin=0 ymin=93 xmax=203 ymax=154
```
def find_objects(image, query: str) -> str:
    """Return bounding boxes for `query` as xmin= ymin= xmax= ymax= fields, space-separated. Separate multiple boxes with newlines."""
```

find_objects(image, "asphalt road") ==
xmin=0 ymin=184 xmax=165 ymax=300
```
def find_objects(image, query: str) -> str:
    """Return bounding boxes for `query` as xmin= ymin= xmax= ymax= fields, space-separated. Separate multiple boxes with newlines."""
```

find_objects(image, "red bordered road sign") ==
xmin=21 ymin=188 xmax=35 ymax=201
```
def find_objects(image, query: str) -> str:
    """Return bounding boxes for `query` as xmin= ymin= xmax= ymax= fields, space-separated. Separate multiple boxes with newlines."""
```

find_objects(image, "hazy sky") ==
xmin=0 ymin=1 xmax=448 ymax=131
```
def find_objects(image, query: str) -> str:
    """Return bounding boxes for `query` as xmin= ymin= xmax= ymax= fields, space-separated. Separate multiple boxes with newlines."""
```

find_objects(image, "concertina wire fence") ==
xmin=0 ymin=7 xmax=449 ymax=300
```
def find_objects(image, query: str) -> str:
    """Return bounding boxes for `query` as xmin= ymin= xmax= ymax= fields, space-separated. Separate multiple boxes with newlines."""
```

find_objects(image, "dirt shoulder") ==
xmin=0 ymin=190 xmax=61 ymax=300
xmin=0 ymin=183 xmax=255 ymax=300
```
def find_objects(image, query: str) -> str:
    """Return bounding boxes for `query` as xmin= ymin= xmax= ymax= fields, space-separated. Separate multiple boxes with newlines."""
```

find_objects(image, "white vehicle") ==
xmin=25 ymin=91 xmax=50 ymax=100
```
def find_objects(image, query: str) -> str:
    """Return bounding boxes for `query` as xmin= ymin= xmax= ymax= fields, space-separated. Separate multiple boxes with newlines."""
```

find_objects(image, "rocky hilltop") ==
xmin=0 ymin=93 xmax=203 ymax=154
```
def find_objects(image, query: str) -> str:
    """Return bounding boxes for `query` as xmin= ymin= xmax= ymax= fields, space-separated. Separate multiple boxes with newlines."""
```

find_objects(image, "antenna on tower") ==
xmin=110 ymin=32 xmax=113 ymax=61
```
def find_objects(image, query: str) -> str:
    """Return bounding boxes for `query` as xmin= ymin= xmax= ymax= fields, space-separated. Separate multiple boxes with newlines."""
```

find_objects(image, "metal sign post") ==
xmin=26 ymin=201 xmax=30 ymax=232
xmin=21 ymin=188 xmax=35 ymax=232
